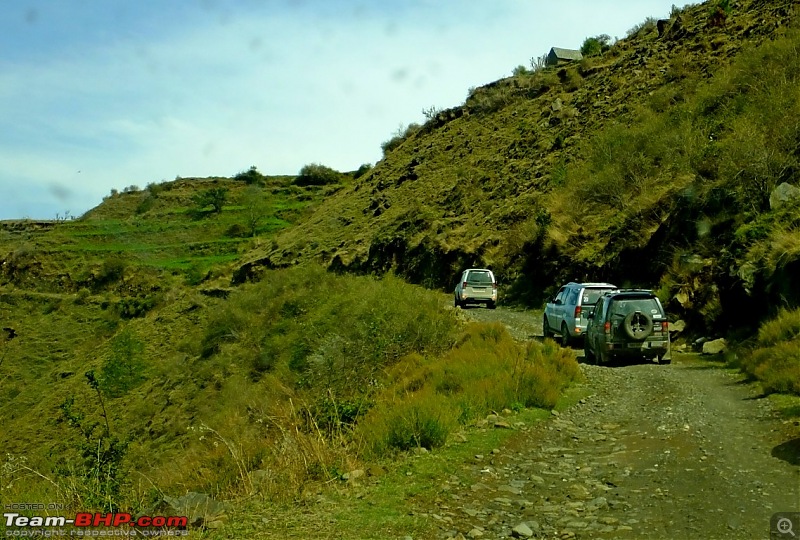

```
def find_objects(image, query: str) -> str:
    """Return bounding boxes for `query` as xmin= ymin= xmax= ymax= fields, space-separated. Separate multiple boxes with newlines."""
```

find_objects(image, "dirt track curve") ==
xmin=416 ymin=305 xmax=800 ymax=539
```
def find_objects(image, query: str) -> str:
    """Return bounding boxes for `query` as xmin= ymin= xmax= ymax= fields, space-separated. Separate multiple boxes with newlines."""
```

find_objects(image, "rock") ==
xmin=551 ymin=98 xmax=563 ymax=112
xmin=692 ymin=337 xmax=708 ymax=351
xmin=669 ymin=320 xmax=686 ymax=334
xmin=494 ymin=421 xmax=512 ymax=429
xmin=342 ymin=469 xmax=365 ymax=481
xmin=674 ymin=291 xmax=690 ymax=308
xmin=587 ymin=497 xmax=608 ymax=511
xmin=702 ymin=338 xmax=727 ymax=355
xmin=467 ymin=528 xmax=484 ymax=538
xmin=511 ymin=522 xmax=534 ymax=538
xmin=770 ymin=182 xmax=800 ymax=210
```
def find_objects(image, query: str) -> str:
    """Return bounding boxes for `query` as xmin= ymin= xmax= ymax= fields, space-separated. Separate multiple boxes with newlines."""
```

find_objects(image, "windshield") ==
xmin=609 ymin=297 xmax=661 ymax=317
xmin=582 ymin=288 xmax=617 ymax=305
xmin=467 ymin=271 xmax=493 ymax=284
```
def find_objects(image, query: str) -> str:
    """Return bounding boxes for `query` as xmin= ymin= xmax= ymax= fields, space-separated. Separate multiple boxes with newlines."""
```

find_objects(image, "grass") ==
xmin=2 ymin=2 xmax=800 ymax=536
xmin=735 ymin=308 xmax=800 ymax=395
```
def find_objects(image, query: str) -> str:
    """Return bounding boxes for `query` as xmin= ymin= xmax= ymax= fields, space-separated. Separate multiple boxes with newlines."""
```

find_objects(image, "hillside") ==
xmin=238 ymin=0 xmax=799 ymax=334
xmin=2 ymin=0 xmax=800 ymax=536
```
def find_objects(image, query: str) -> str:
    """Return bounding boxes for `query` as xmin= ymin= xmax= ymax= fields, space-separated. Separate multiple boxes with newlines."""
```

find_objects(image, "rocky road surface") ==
xmin=419 ymin=305 xmax=800 ymax=539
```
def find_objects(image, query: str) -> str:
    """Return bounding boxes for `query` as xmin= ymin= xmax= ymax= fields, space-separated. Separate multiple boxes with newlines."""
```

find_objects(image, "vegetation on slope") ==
xmin=0 ymin=261 xmax=580 ymax=515
xmin=240 ymin=0 xmax=798 ymax=335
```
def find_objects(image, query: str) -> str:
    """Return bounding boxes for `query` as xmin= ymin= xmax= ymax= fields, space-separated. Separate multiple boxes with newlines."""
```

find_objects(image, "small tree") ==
xmin=242 ymin=186 xmax=270 ymax=236
xmin=580 ymin=34 xmax=611 ymax=57
xmin=192 ymin=187 xmax=228 ymax=214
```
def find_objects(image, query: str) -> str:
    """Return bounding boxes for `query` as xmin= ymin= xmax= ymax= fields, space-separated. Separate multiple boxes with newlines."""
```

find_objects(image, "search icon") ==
xmin=778 ymin=517 xmax=796 ymax=537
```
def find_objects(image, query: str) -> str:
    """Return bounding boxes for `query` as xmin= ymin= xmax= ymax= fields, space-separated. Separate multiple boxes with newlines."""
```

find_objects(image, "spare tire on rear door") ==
xmin=623 ymin=311 xmax=653 ymax=341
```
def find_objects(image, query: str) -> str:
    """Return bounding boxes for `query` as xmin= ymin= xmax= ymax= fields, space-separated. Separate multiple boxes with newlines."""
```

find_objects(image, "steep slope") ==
xmin=237 ymin=0 xmax=798 ymax=332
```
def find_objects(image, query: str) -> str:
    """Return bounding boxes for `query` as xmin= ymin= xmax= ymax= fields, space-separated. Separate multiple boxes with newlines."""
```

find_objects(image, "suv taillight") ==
xmin=492 ymin=282 xmax=497 ymax=290
xmin=604 ymin=321 xmax=611 ymax=333
xmin=574 ymin=306 xmax=582 ymax=318
xmin=463 ymin=281 xmax=468 ymax=289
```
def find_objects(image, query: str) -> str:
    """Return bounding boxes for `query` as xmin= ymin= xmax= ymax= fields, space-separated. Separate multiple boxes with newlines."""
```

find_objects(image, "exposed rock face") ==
xmin=769 ymin=182 xmax=800 ymax=210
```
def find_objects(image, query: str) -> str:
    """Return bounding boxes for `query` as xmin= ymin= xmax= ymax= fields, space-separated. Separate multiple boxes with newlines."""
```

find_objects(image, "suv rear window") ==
xmin=467 ymin=271 xmax=493 ymax=284
xmin=582 ymin=288 xmax=616 ymax=305
xmin=609 ymin=297 xmax=661 ymax=317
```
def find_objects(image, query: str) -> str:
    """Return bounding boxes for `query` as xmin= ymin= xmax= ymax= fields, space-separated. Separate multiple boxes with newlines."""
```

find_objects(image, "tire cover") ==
xmin=623 ymin=311 xmax=653 ymax=341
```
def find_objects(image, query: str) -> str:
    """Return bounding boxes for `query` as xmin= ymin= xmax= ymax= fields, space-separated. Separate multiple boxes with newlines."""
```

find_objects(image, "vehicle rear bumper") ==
xmin=605 ymin=341 xmax=669 ymax=357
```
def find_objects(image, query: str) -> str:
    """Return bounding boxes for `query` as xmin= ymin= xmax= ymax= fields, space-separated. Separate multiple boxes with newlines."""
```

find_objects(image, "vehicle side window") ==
xmin=568 ymin=289 xmax=579 ymax=305
xmin=554 ymin=288 xmax=566 ymax=303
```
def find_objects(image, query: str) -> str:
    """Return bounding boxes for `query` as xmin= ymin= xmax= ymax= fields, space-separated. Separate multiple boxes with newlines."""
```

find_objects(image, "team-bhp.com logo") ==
xmin=4 ymin=512 xmax=189 ymax=536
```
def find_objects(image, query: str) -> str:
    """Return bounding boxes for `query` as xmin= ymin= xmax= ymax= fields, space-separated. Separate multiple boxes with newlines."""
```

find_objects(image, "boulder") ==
xmin=669 ymin=320 xmax=686 ymax=335
xmin=770 ymin=182 xmax=800 ymax=210
xmin=702 ymin=338 xmax=727 ymax=355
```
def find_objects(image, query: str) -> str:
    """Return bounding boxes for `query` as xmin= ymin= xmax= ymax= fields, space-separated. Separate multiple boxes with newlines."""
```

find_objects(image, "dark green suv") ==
xmin=584 ymin=290 xmax=670 ymax=365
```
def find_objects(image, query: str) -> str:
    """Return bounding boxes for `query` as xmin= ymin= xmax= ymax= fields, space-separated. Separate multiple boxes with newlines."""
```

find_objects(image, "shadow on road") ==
xmin=772 ymin=438 xmax=800 ymax=466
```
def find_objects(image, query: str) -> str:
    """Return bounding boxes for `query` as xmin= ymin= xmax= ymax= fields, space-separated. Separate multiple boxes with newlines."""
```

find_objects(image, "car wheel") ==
xmin=598 ymin=349 xmax=610 ymax=365
xmin=658 ymin=355 xmax=672 ymax=365
xmin=560 ymin=323 xmax=571 ymax=347
xmin=584 ymin=341 xmax=596 ymax=365
xmin=543 ymin=315 xmax=553 ymax=338
xmin=487 ymin=301 xmax=496 ymax=310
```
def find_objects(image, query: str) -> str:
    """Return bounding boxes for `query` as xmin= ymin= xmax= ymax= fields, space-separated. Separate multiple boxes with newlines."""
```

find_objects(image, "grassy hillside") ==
xmin=239 ymin=0 xmax=799 ymax=333
xmin=0 ymin=172 xmax=581 ymax=522
xmin=2 ymin=0 xmax=800 ymax=532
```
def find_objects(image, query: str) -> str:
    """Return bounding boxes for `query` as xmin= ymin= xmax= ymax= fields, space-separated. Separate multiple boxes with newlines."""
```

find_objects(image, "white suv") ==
xmin=544 ymin=282 xmax=618 ymax=346
xmin=454 ymin=269 xmax=497 ymax=309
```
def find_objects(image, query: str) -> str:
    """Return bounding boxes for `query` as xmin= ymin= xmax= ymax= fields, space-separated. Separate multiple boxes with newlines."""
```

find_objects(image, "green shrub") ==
xmin=739 ymin=309 xmax=800 ymax=396
xmin=743 ymin=341 xmax=800 ymax=395
xmin=100 ymin=329 xmax=146 ymax=397
xmin=380 ymin=124 xmax=422 ymax=155
xmin=361 ymin=390 xmax=457 ymax=454
xmin=757 ymin=309 xmax=800 ymax=347
xmin=293 ymin=163 xmax=343 ymax=186
xmin=234 ymin=166 xmax=265 ymax=185
xmin=580 ymin=34 xmax=611 ymax=57
xmin=192 ymin=187 xmax=228 ymax=214
xmin=201 ymin=307 xmax=248 ymax=358
xmin=357 ymin=323 xmax=582 ymax=457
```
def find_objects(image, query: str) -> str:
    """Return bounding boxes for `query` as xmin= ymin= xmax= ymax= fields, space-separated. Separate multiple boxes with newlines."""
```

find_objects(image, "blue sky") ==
xmin=0 ymin=0 xmax=679 ymax=220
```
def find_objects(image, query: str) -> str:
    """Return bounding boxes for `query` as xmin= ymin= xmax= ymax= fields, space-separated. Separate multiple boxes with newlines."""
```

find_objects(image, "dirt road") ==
xmin=422 ymin=305 xmax=800 ymax=539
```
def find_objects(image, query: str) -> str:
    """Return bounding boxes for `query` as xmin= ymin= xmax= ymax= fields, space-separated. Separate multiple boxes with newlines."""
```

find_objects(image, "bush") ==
xmin=381 ymin=124 xmax=421 ymax=155
xmin=100 ymin=329 xmax=146 ymax=397
xmin=293 ymin=163 xmax=343 ymax=186
xmin=234 ymin=166 xmax=264 ymax=185
xmin=580 ymin=34 xmax=611 ymax=57
xmin=739 ymin=309 xmax=800 ymax=395
xmin=357 ymin=323 xmax=582 ymax=456
xmin=758 ymin=309 xmax=800 ymax=346
xmin=192 ymin=187 xmax=228 ymax=214
xmin=200 ymin=307 xmax=248 ymax=358
xmin=358 ymin=389 xmax=457 ymax=454
xmin=353 ymin=163 xmax=373 ymax=179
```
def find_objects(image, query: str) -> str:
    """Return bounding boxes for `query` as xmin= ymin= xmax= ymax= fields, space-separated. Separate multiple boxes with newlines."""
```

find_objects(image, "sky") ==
xmin=0 ymin=0 xmax=680 ymax=220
